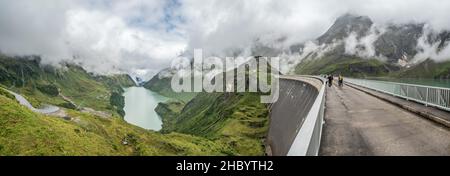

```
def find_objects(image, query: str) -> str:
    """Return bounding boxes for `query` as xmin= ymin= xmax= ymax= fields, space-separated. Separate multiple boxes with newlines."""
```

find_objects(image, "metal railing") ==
xmin=287 ymin=76 xmax=326 ymax=156
xmin=345 ymin=78 xmax=450 ymax=112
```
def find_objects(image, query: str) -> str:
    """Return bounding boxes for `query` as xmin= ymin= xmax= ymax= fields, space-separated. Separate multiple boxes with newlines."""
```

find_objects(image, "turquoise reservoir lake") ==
xmin=123 ymin=87 xmax=168 ymax=130
xmin=370 ymin=78 xmax=450 ymax=88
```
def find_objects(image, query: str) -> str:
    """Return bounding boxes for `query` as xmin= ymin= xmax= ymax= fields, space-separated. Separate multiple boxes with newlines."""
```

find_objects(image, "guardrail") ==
xmin=286 ymin=76 xmax=326 ymax=156
xmin=345 ymin=78 xmax=450 ymax=112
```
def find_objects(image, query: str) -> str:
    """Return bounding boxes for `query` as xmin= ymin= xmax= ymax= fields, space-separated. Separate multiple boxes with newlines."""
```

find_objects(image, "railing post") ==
xmin=438 ymin=90 xmax=441 ymax=106
xmin=425 ymin=88 xmax=429 ymax=106
xmin=415 ymin=87 xmax=420 ymax=100
xmin=406 ymin=86 xmax=409 ymax=101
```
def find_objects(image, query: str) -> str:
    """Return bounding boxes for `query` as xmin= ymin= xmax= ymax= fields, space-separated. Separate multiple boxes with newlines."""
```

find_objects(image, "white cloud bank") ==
xmin=0 ymin=0 xmax=186 ymax=77
xmin=413 ymin=25 xmax=450 ymax=63
xmin=1 ymin=0 xmax=450 ymax=78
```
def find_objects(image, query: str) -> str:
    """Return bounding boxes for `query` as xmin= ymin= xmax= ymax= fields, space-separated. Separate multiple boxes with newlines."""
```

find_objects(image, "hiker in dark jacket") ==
xmin=327 ymin=75 xmax=333 ymax=87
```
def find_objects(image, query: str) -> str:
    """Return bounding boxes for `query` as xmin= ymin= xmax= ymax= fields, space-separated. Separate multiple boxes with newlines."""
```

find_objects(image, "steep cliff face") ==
xmin=318 ymin=14 xmax=373 ymax=44
xmin=374 ymin=24 xmax=424 ymax=63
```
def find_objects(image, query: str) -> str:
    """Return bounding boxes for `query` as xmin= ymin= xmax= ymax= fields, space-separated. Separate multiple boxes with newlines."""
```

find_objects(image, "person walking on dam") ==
xmin=338 ymin=75 xmax=344 ymax=87
xmin=327 ymin=75 xmax=333 ymax=87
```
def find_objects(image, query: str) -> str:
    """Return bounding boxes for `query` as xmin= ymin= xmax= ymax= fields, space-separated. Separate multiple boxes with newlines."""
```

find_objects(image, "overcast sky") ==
xmin=0 ymin=0 xmax=449 ymax=78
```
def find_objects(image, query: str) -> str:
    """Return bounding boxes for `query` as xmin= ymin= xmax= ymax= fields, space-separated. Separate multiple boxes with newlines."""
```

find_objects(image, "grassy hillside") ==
xmin=155 ymin=100 xmax=185 ymax=131
xmin=94 ymin=74 xmax=136 ymax=116
xmin=143 ymin=74 xmax=197 ymax=103
xmin=0 ymin=94 xmax=234 ymax=156
xmin=394 ymin=59 xmax=450 ymax=79
xmin=0 ymin=55 xmax=134 ymax=116
xmin=0 ymin=86 xmax=15 ymax=100
xmin=153 ymin=62 xmax=274 ymax=156
xmin=156 ymin=92 xmax=269 ymax=156
xmin=0 ymin=55 xmax=271 ymax=156
xmin=95 ymin=74 xmax=136 ymax=92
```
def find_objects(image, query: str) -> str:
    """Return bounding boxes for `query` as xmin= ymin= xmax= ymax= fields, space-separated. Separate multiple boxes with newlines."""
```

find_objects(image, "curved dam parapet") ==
xmin=267 ymin=76 xmax=326 ymax=156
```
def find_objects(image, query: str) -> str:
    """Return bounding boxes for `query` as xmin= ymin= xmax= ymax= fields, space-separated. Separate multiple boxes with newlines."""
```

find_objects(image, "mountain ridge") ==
xmin=293 ymin=14 xmax=450 ymax=78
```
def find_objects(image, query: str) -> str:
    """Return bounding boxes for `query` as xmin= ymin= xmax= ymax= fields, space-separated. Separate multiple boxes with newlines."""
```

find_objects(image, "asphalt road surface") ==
xmin=319 ymin=83 xmax=450 ymax=156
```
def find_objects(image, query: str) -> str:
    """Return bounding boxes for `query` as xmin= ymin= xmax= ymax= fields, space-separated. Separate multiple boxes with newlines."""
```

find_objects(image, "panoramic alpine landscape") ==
xmin=0 ymin=0 xmax=449 ymax=156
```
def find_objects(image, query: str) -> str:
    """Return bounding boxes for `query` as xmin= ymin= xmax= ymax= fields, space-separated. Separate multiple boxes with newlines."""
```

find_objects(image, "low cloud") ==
xmin=64 ymin=8 xmax=186 ymax=74
xmin=413 ymin=25 xmax=450 ymax=63
xmin=0 ymin=0 xmax=186 ymax=77
xmin=1 ymin=0 xmax=450 ymax=78
xmin=344 ymin=25 xmax=386 ymax=59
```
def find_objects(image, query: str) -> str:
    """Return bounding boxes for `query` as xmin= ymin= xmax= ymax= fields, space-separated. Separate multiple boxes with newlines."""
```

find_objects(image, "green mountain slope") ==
xmin=394 ymin=59 xmax=450 ymax=79
xmin=0 ymin=55 xmax=269 ymax=156
xmin=0 ymin=94 xmax=233 ymax=156
xmin=95 ymin=74 xmax=136 ymax=92
xmin=143 ymin=72 xmax=197 ymax=103
xmin=295 ymin=54 xmax=450 ymax=79
xmin=0 ymin=55 xmax=134 ymax=116
xmin=294 ymin=50 xmax=396 ymax=77
xmin=152 ymin=60 xmax=274 ymax=155
xmin=156 ymin=92 xmax=269 ymax=155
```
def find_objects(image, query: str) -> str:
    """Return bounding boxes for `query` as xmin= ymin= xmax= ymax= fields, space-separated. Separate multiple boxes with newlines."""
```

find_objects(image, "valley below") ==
xmin=0 ymin=55 xmax=269 ymax=156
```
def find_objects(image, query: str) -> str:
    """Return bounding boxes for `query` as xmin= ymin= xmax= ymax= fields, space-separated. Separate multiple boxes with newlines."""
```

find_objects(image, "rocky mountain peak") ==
xmin=318 ymin=14 xmax=373 ymax=44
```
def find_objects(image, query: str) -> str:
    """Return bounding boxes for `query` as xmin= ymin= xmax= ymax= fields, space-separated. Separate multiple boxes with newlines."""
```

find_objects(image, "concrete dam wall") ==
xmin=267 ymin=76 xmax=324 ymax=156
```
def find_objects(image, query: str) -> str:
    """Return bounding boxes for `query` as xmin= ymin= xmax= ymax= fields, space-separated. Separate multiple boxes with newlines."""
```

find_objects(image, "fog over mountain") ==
xmin=1 ymin=0 xmax=450 ymax=78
